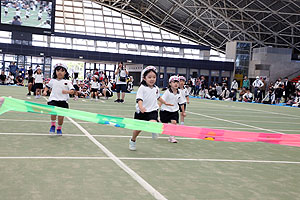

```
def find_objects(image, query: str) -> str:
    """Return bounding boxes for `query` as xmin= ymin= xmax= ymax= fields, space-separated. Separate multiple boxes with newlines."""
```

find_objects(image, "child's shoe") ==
xmin=168 ymin=136 xmax=178 ymax=143
xmin=129 ymin=139 xmax=136 ymax=151
xmin=57 ymin=129 xmax=62 ymax=136
xmin=49 ymin=126 xmax=55 ymax=134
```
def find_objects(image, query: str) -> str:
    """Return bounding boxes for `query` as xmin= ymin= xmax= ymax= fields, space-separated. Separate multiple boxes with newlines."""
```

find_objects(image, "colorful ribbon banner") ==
xmin=1 ymin=97 xmax=300 ymax=147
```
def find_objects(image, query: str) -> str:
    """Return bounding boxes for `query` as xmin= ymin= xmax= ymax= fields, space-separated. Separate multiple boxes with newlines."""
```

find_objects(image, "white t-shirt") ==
xmin=33 ymin=74 xmax=43 ymax=83
xmin=135 ymin=85 xmax=160 ymax=113
xmin=90 ymin=80 xmax=99 ymax=89
xmin=16 ymin=10 xmax=21 ymax=17
xmin=46 ymin=79 xmax=74 ymax=101
xmin=161 ymin=89 xmax=185 ymax=112
xmin=115 ymin=69 xmax=127 ymax=85
xmin=252 ymin=79 xmax=264 ymax=88
xmin=179 ymin=87 xmax=189 ymax=103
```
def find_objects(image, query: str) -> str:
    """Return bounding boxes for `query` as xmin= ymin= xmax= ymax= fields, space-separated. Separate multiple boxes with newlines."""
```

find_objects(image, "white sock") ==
xmin=180 ymin=122 xmax=184 ymax=125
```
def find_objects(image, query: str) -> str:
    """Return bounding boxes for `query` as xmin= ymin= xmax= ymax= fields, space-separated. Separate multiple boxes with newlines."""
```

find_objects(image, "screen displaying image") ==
xmin=1 ymin=0 xmax=53 ymax=29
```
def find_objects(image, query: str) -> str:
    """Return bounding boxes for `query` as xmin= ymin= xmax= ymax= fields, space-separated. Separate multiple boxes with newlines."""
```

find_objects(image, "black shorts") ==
xmin=47 ymin=101 xmax=69 ymax=109
xmin=160 ymin=110 xmax=179 ymax=123
xmin=91 ymin=88 xmax=98 ymax=93
xmin=116 ymin=84 xmax=126 ymax=93
xmin=74 ymin=85 xmax=79 ymax=91
xmin=134 ymin=110 xmax=158 ymax=122
xmin=35 ymin=83 xmax=43 ymax=89
xmin=179 ymin=103 xmax=187 ymax=112
xmin=28 ymin=77 xmax=34 ymax=83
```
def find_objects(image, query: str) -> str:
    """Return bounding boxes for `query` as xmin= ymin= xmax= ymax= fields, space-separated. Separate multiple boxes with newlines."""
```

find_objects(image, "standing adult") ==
xmin=9 ymin=62 xmax=18 ymax=79
xmin=283 ymin=77 xmax=292 ymax=102
xmin=27 ymin=66 xmax=34 ymax=95
xmin=114 ymin=62 xmax=128 ymax=103
xmin=242 ymin=76 xmax=250 ymax=90
xmin=252 ymin=76 xmax=264 ymax=101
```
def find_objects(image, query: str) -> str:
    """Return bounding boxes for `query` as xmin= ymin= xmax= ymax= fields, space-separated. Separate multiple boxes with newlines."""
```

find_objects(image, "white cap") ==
xmin=141 ymin=66 xmax=157 ymax=76
xmin=179 ymin=76 xmax=186 ymax=81
xmin=53 ymin=63 xmax=68 ymax=71
xmin=169 ymin=75 xmax=180 ymax=83
xmin=256 ymin=76 xmax=260 ymax=79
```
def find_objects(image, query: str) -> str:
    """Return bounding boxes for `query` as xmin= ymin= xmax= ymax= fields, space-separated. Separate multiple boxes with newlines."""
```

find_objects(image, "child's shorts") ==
xmin=179 ymin=103 xmax=186 ymax=112
xmin=48 ymin=101 xmax=69 ymax=109
xmin=160 ymin=110 xmax=179 ymax=123
xmin=91 ymin=88 xmax=98 ymax=93
xmin=134 ymin=110 xmax=158 ymax=122
xmin=35 ymin=83 xmax=43 ymax=89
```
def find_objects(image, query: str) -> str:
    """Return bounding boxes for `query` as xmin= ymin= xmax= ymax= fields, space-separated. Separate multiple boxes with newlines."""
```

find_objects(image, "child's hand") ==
xmin=62 ymin=90 xmax=69 ymax=94
xmin=42 ymin=91 xmax=47 ymax=96
xmin=187 ymin=101 xmax=190 ymax=104
xmin=164 ymin=102 xmax=174 ymax=106
xmin=140 ymin=107 xmax=146 ymax=113
xmin=182 ymin=112 xmax=186 ymax=117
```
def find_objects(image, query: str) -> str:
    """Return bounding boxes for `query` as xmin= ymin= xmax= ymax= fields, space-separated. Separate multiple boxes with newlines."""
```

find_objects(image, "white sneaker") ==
xmin=152 ymin=133 xmax=158 ymax=139
xmin=168 ymin=136 xmax=178 ymax=143
xmin=129 ymin=139 xmax=136 ymax=151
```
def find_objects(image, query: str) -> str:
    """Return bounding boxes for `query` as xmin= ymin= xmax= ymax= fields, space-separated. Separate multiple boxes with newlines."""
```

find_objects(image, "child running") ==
xmin=43 ymin=63 xmax=74 ymax=135
xmin=179 ymin=76 xmax=189 ymax=125
xmin=129 ymin=66 xmax=172 ymax=151
xmin=160 ymin=76 xmax=186 ymax=143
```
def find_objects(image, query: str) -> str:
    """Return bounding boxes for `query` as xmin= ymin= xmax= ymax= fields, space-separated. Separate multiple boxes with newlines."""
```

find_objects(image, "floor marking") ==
xmin=0 ymin=156 xmax=299 ymax=164
xmin=67 ymin=117 xmax=167 ymax=200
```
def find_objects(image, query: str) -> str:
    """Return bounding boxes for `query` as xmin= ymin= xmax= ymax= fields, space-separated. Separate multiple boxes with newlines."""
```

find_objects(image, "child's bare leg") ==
xmin=57 ymin=116 xmax=64 ymax=126
xmin=131 ymin=130 xmax=141 ymax=141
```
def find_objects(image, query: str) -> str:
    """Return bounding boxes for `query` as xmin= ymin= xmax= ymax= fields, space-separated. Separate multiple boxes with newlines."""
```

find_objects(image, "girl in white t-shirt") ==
xmin=33 ymin=67 xmax=44 ymax=99
xmin=43 ymin=63 xmax=74 ymax=135
xmin=129 ymin=66 xmax=172 ymax=151
xmin=90 ymin=75 xmax=99 ymax=101
xmin=160 ymin=76 xmax=186 ymax=143
xmin=179 ymin=76 xmax=189 ymax=125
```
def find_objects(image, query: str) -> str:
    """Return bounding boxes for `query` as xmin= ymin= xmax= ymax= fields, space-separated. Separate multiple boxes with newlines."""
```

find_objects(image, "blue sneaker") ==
xmin=49 ymin=126 xmax=55 ymax=134
xmin=57 ymin=129 xmax=62 ymax=135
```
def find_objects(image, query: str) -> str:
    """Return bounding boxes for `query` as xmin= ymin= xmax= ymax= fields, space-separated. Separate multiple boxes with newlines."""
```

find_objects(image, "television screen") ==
xmin=0 ymin=0 xmax=55 ymax=34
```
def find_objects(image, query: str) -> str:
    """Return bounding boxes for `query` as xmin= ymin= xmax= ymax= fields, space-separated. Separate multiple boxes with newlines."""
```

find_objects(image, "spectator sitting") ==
xmin=16 ymin=73 xmax=24 ymax=86
xmin=7 ymin=72 xmax=15 ymax=85
xmin=296 ymin=80 xmax=300 ymax=91
xmin=262 ymin=89 xmax=275 ymax=104
xmin=0 ymin=71 xmax=7 ymax=85
xmin=79 ymin=86 xmax=90 ymax=98
xmin=243 ymin=90 xmax=253 ymax=102
xmin=216 ymin=83 xmax=222 ymax=97
xmin=225 ymin=89 xmax=236 ymax=101
xmin=206 ymin=85 xmax=217 ymax=99
xmin=292 ymin=89 xmax=300 ymax=107
xmin=220 ymin=86 xmax=230 ymax=100
xmin=238 ymin=87 xmax=247 ymax=101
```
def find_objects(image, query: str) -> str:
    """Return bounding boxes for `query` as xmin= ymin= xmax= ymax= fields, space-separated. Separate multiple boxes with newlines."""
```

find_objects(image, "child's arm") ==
xmin=158 ymin=97 xmax=173 ymax=106
xmin=137 ymin=100 xmax=146 ymax=113
xmin=186 ymin=96 xmax=190 ymax=104
xmin=62 ymin=89 xmax=75 ymax=95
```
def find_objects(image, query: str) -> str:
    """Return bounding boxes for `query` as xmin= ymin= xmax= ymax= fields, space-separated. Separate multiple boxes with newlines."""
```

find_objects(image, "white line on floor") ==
xmin=67 ymin=117 xmax=167 ymax=200
xmin=0 ymin=156 xmax=299 ymax=164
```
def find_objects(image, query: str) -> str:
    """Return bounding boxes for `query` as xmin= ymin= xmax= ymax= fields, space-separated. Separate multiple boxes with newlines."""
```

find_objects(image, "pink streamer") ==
xmin=162 ymin=124 xmax=300 ymax=147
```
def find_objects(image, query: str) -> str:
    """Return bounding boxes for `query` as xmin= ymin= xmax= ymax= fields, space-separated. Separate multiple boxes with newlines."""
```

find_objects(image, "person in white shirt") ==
xmin=33 ymin=67 xmax=44 ymax=99
xmin=114 ymin=62 xmax=128 ymax=103
xmin=252 ymin=76 xmax=264 ymax=101
xmin=101 ymin=78 xmax=113 ymax=99
xmin=160 ymin=76 xmax=186 ymax=143
xmin=129 ymin=66 xmax=172 ymax=151
xmin=242 ymin=90 xmax=253 ymax=102
xmin=25 ymin=8 xmax=30 ymax=19
xmin=4 ymin=6 xmax=8 ymax=17
xmin=90 ymin=75 xmax=99 ymax=101
xmin=179 ymin=76 xmax=189 ymax=125
xmin=43 ymin=63 xmax=74 ymax=135
xmin=38 ymin=10 xmax=42 ymax=21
